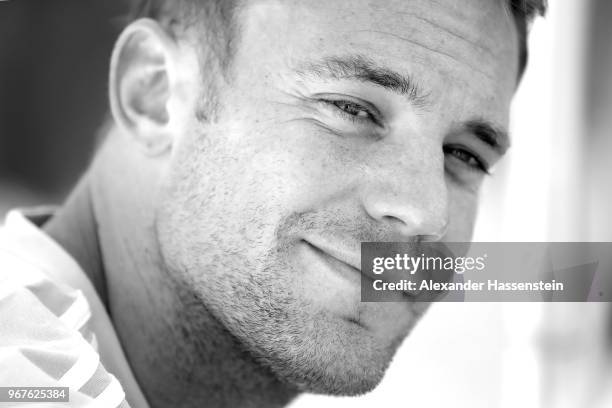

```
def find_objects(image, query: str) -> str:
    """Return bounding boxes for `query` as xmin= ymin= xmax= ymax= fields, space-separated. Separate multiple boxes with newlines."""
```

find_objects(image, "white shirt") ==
xmin=0 ymin=209 xmax=149 ymax=408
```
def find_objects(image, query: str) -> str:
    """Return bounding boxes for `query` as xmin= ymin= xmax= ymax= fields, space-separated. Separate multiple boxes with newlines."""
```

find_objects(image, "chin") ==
xmin=252 ymin=311 xmax=402 ymax=397
xmin=296 ymin=372 xmax=385 ymax=397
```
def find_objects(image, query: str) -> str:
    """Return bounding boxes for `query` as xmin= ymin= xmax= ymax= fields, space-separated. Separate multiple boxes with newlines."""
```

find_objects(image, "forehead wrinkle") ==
xmin=383 ymin=10 xmax=496 ymax=58
xmin=354 ymin=29 xmax=496 ymax=81
xmin=366 ymin=0 xmax=515 ymax=47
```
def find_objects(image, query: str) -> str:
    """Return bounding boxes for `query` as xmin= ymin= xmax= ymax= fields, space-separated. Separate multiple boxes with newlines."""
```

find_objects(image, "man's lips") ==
xmin=301 ymin=237 xmax=415 ymax=299
xmin=302 ymin=237 xmax=362 ymax=273
xmin=303 ymin=238 xmax=418 ymax=303
xmin=302 ymin=239 xmax=364 ymax=287
xmin=302 ymin=237 xmax=451 ymax=301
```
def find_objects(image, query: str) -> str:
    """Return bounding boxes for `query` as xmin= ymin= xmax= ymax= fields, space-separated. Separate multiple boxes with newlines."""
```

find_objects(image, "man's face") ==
xmin=155 ymin=0 xmax=518 ymax=395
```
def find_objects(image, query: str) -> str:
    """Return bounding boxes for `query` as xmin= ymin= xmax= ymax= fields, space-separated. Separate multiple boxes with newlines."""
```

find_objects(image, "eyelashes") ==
xmin=318 ymin=97 xmax=383 ymax=127
xmin=316 ymin=96 xmax=491 ymax=175
xmin=443 ymin=145 xmax=491 ymax=174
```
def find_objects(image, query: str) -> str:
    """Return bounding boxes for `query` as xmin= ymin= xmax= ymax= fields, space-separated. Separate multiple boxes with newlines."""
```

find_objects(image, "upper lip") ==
xmin=302 ymin=236 xmax=362 ymax=273
xmin=303 ymin=236 xmax=438 ymax=301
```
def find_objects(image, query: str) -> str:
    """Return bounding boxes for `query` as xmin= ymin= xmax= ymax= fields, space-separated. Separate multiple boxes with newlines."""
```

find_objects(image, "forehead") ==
xmin=232 ymin=0 xmax=519 ymax=119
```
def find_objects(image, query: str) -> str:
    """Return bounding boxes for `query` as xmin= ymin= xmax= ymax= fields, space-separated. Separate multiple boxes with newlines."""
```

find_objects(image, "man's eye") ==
xmin=443 ymin=145 xmax=491 ymax=174
xmin=321 ymin=99 xmax=381 ymax=126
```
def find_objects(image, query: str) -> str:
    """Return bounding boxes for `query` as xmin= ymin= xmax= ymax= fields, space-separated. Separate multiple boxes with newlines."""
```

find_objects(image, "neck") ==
xmin=43 ymin=142 xmax=298 ymax=407
xmin=44 ymin=177 xmax=108 ymax=306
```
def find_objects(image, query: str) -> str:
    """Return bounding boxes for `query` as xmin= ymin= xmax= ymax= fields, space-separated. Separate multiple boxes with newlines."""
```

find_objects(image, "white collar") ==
xmin=2 ymin=208 xmax=150 ymax=408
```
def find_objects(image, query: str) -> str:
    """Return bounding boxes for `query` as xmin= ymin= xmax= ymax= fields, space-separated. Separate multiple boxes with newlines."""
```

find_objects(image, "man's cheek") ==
xmin=446 ymin=187 xmax=479 ymax=241
xmin=244 ymin=131 xmax=350 ymax=207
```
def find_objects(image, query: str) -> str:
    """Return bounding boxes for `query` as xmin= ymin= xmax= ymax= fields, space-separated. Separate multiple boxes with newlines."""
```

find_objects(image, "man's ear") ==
xmin=109 ymin=19 xmax=194 ymax=155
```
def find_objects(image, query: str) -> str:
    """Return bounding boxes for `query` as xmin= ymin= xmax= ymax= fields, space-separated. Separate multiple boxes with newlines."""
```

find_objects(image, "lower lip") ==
xmin=302 ymin=241 xmax=412 ymax=301
xmin=303 ymin=240 xmax=362 ymax=286
xmin=300 ymin=241 xmax=421 ymax=330
xmin=301 ymin=240 xmax=372 ymax=328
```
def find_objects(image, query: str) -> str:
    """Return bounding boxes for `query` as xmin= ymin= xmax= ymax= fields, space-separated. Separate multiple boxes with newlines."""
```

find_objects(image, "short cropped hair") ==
xmin=128 ymin=0 xmax=239 ymax=70
xmin=127 ymin=0 xmax=241 ymax=120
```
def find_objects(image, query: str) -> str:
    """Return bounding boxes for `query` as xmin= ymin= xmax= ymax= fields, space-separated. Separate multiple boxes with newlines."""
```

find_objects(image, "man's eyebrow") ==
xmin=464 ymin=120 xmax=510 ymax=156
xmin=295 ymin=55 xmax=431 ymax=107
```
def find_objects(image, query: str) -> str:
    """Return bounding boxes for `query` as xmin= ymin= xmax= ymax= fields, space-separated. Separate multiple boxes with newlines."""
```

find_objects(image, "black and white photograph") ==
xmin=1 ymin=0 xmax=612 ymax=407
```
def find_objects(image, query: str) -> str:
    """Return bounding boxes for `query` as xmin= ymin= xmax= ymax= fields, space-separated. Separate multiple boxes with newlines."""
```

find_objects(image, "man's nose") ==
xmin=361 ymin=152 xmax=449 ymax=241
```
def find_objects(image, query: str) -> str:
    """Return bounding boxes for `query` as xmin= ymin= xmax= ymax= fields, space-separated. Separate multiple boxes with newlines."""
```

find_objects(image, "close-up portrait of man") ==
xmin=0 ymin=0 xmax=546 ymax=407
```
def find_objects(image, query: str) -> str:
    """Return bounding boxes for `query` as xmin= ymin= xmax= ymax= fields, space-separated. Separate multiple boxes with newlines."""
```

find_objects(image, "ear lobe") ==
xmin=109 ymin=19 xmax=178 ymax=155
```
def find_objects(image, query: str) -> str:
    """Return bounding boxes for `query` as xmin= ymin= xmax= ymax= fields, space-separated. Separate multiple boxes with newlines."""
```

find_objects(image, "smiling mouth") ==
xmin=302 ymin=239 xmax=373 ymax=329
xmin=302 ymin=238 xmax=426 ymax=302
xmin=302 ymin=239 xmax=364 ymax=286
xmin=301 ymin=239 xmax=430 ymax=333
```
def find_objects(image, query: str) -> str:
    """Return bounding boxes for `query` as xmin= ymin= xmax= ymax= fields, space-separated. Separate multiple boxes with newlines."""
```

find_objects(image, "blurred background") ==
xmin=1 ymin=0 xmax=611 ymax=407
xmin=0 ymin=0 xmax=124 ymax=214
